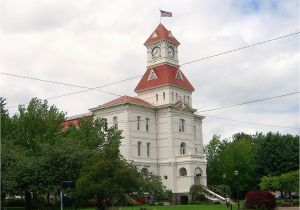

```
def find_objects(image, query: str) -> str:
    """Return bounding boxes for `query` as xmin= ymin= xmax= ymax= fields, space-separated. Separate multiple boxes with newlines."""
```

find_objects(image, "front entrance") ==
xmin=179 ymin=195 xmax=188 ymax=205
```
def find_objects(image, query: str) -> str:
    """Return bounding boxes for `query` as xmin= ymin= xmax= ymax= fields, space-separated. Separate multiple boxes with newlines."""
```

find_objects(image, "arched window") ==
xmin=113 ymin=116 xmax=118 ymax=129
xmin=194 ymin=167 xmax=202 ymax=185
xmin=179 ymin=167 xmax=187 ymax=176
xmin=172 ymin=92 xmax=174 ymax=101
xmin=180 ymin=142 xmax=186 ymax=155
xmin=194 ymin=167 xmax=202 ymax=176
xmin=163 ymin=92 xmax=166 ymax=100
xmin=156 ymin=94 xmax=158 ymax=102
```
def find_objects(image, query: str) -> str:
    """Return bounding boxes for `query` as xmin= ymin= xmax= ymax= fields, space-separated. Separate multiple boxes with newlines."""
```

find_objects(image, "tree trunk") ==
xmin=25 ymin=191 xmax=32 ymax=210
xmin=96 ymin=195 xmax=106 ymax=210
xmin=46 ymin=194 xmax=50 ymax=210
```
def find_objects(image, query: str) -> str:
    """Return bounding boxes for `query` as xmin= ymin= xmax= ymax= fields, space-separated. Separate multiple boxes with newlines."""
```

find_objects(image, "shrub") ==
xmin=245 ymin=191 xmax=276 ymax=210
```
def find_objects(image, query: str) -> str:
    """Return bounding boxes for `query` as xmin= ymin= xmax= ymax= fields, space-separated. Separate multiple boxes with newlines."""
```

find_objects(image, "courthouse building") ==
xmin=63 ymin=23 xmax=207 ymax=201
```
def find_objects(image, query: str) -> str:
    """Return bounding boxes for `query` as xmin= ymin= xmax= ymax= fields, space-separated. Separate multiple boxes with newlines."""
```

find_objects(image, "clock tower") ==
xmin=145 ymin=23 xmax=180 ymax=68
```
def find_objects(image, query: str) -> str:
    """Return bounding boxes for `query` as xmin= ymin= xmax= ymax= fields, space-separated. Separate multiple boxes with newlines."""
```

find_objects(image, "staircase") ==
xmin=202 ymin=186 xmax=230 ymax=204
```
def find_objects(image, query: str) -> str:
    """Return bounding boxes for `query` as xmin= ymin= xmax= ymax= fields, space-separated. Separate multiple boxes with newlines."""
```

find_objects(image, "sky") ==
xmin=1 ymin=0 xmax=299 ymax=144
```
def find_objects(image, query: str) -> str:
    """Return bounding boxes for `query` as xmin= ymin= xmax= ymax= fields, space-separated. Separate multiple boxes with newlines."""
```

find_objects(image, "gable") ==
xmin=134 ymin=64 xmax=194 ymax=92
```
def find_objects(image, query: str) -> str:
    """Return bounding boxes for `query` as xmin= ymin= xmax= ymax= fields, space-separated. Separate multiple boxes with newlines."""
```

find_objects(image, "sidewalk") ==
xmin=277 ymin=207 xmax=299 ymax=210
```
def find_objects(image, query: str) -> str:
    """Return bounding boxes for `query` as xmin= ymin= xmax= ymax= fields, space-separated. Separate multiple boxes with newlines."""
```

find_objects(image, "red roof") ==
xmin=61 ymin=112 xmax=93 ymax=130
xmin=144 ymin=23 xmax=180 ymax=45
xmin=134 ymin=64 xmax=194 ymax=92
xmin=100 ymin=95 xmax=153 ymax=108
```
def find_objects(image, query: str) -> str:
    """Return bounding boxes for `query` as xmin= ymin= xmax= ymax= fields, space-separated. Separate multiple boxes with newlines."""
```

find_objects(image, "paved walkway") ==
xmin=277 ymin=207 xmax=299 ymax=210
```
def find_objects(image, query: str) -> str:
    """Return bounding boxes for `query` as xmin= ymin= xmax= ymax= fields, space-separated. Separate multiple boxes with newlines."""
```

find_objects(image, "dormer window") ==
xmin=147 ymin=69 xmax=157 ymax=81
xmin=176 ymin=69 xmax=184 ymax=80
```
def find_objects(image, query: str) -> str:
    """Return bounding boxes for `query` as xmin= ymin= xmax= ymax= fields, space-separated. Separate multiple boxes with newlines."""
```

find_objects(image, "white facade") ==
xmin=89 ymin=24 xmax=207 ymax=194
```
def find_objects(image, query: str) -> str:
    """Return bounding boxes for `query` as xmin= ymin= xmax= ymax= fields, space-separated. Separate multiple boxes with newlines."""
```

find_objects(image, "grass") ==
xmin=1 ymin=204 xmax=236 ymax=210
xmin=110 ymin=204 xmax=235 ymax=210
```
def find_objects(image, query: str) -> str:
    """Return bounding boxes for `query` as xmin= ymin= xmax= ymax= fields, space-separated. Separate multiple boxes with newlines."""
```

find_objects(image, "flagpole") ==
xmin=159 ymin=9 xmax=161 ymax=23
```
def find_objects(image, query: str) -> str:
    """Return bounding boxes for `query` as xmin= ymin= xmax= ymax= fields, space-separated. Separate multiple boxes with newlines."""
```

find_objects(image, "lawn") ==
xmin=0 ymin=204 xmax=235 ymax=210
xmin=111 ymin=204 xmax=234 ymax=210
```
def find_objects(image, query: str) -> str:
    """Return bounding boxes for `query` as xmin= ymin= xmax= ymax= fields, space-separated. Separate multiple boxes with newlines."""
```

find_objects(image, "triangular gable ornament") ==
xmin=147 ymin=69 xmax=158 ymax=81
xmin=176 ymin=69 xmax=184 ymax=80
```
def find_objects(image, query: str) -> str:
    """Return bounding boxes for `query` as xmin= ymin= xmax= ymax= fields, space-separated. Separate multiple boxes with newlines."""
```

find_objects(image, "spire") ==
xmin=144 ymin=23 xmax=180 ymax=46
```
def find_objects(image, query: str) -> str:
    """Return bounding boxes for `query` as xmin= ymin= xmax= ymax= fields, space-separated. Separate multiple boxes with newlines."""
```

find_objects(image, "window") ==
xmin=137 ymin=116 xmax=141 ymax=130
xmin=172 ymin=92 xmax=174 ymax=101
xmin=184 ymin=95 xmax=186 ymax=102
xmin=146 ymin=118 xmax=150 ymax=132
xmin=179 ymin=167 xmax=187 ymax=176
xmin=180 ymin=142 xmax=186 ymax=155
xmin=156 ymin=94 xmax=158 ymax=102
xmin=102 ymin=118 xmax=108 ymax=131
xmin=113 ymin=116 xmax=118 ymax=129
xmin=147 ymin=143 xmax=150 ymax=157
xmin=188 ymin=96 xmax=190 ymax=103
xmin=163 ymin=92 xmax=165 ymax=100
xmin=179 ymin=119 xmax=185 ymax=132
xmin=176 ymin=93 xmax=178 ymax=100
xmin=138 ymin=141 xmax=142 ymax=156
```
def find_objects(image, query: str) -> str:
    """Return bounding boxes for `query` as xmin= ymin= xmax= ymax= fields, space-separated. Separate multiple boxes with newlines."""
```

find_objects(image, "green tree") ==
xmin=205 ymin=133 xmax=258 ymax=196
xmin=260 ymin=170 xmax=299 ymax=198
xmin=255 ymin=132 xmax=299 ymax=177
xmin=2 ymin=98 xmax=66 ymax=210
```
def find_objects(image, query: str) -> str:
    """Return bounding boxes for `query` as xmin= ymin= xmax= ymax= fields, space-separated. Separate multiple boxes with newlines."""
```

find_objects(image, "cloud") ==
xmin=1 ymin=0 xmax=299 ymax=144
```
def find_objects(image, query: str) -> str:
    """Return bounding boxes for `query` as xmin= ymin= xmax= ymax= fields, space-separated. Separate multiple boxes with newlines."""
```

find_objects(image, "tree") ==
xmin=255 ymin=132 xmax=299 ymax=177
xmin=205 ymin=133 xmax=257 ymax=196
xmin=260 ymin=170 xmax=299 ymax=198
xmin=76 ymin=151 xmax=140 ymax=209
xmin=205 ymin=135 xmax=223 ymax=185
xmin=2 ymin=98 xmax=65 ymax=210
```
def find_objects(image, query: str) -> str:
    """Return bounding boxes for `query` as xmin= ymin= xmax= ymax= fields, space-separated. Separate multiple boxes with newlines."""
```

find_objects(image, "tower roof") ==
xmin=134 ymin=64 xmax=194 ymax=92
xmin=144 ymin=23 xmax=180 ymax=45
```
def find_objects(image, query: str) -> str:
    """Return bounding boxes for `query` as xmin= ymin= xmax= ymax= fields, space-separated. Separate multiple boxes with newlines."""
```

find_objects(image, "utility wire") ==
xmin=205 ymin=114 xmax=299 ymax=130
xmin=197 ymin=91 xmax=299 ymax=113
xmin=180 ymin=31 xmax=300 ymax=66
xmin=3 ymin=31 xmax=299 ymax=109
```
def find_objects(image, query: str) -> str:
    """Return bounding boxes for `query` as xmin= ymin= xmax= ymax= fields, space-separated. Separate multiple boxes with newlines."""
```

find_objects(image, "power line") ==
xmin=204 ymin=114 xmax=299 ymax=130
xmin=3 ymin=31 xmax=299 ymax=109
xmin=180 ymin=31 xmax=300 ymax=66
xmin=65 ymin=111 xmax=299 ymax=131
xmin=197 ymin=91 xmax=299 ymax=113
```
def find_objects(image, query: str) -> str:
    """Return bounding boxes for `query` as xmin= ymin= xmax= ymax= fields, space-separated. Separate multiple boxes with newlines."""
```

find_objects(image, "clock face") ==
xmin=151 ymin=47 xmax=161 ymax=58
xmin=167 ymin=46 xmax=175 ymax=58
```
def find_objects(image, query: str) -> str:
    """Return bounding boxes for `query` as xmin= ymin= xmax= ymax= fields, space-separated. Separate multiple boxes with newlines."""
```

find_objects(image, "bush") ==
xmin=245 ymin=191 xmax=276 ymax=210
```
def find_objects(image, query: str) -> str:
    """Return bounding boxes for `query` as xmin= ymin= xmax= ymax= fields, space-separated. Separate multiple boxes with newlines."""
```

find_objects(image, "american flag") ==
xmin=160 ymin=10 xmax=172 ymax=17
